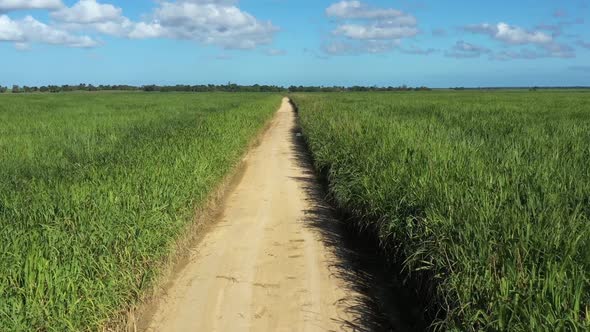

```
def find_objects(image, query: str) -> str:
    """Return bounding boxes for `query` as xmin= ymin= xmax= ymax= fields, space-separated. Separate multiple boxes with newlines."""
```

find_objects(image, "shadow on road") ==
xmin=288 ymin=111 xmax=428 ymax=332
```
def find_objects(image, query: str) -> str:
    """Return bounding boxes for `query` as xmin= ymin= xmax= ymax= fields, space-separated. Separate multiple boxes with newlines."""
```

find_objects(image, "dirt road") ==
xmin=140 ymin=98 xmax=362 ymax=331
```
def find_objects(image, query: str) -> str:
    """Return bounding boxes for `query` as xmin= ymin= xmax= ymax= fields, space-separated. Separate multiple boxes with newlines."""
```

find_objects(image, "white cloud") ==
xmin=490 ymin=43 xmax=575 ymax=60
xmin=325 ymin=1 xmax=419 ymax=54
xmin=322 ymin=39 xmax=399 ymax=55
xmin=445 ymin=40 xmax=491 ymax=58
xmin=361 ymin=39 xmax=399 ymax=53
xmin=146 ymin=0 xmax=277 ymax=49
xmin=0 ymin=14 xmax=22 ymax=40
xmin=326 ymin=0 xmax=405 ymax=20
xmin=127 ymin=21 xmax=164 ymax=39
xmin=0 ymin=14 xmax=97 ymax=47
xmin=334 ymin=23 xmax=418 ymax=40
xmin=322 ymin=40 xmax=355 ymax=55
xmin=51 ymin=0 xmax=135 ymax=37
xmin=462 ymin=21 xmax=577 ymax=60
xmin=51 ymin=0 xmax=277 ymax=49
xmin=495 ymin=23 xmax=552 ymax=44
xmin=464 ymin=22 xmax=552 ymax=45
xmin=51 ymin=0 xmax=122 ymax=24
xmin=0 ymin=0 xmax=63 ymax=11
xmin=444 ymin=40 xmax=575 ymax=61
xmin=0 ymin=0 xmax=279 ymax=51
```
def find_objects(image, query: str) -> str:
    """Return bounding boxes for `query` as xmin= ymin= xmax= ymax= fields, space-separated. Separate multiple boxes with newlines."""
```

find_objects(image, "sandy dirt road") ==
xmin=140 ymin=98 xmax=363 ymax=332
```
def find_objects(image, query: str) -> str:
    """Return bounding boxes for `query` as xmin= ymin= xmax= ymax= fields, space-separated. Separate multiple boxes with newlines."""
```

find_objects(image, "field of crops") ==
xmin=0 ymin=92 xmax=281 ymax=331
xmin=293 ymin=91 xmax=590 ymax=330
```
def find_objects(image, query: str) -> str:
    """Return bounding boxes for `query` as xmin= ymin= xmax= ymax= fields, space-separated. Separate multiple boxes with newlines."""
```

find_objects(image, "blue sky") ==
xmin=0 ymin=0 xmax=589 ymax=87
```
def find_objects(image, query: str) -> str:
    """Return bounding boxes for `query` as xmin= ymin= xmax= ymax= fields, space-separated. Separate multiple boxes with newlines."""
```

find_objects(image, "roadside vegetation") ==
xmin=293 ymin=91 xmax=590 ymax=330
xmin=0 ymin=92 xmax=281 ymax=331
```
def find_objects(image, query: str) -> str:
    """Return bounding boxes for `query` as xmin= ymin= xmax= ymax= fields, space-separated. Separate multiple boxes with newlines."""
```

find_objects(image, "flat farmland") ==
xmin=2 ymin=90 xmax=590 ymax=331
xmin=0 ymin=92 xmax=281 ymax=331
xmin=293 ymin=91 xmax=590 ymax=330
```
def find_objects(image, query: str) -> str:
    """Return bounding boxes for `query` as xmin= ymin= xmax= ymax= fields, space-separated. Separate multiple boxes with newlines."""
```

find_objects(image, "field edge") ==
xmin=289 ymin=97 xmax=437 ymax=330
xmin=103 ymin=100 xmax=282 ymax=332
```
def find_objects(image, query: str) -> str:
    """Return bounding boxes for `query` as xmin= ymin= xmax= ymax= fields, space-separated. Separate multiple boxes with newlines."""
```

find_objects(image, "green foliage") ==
xmin=294 ymin=91 xmax=590 ymax=331
xmin=0 ymin=92 xmax=281 ymax=331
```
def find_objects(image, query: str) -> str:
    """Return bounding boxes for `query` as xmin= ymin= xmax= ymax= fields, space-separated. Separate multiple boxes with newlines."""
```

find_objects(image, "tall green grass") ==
xmin=294 ymin=91 xmax=590 ymax=331
xmin=0 ymin=92 xmax=281 ymax=331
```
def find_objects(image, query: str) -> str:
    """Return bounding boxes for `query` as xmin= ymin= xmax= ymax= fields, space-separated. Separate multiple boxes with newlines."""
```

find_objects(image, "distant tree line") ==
xmin=2 ymin=84 xmax=588 ymax=94
xmin=451 ymin=86 xmax=590 ymax=91
xmin=1 ymin=84 xmax=138 ymax=93
xmin=141 ymin=83 xmax=286 ymax=93
xmin=0 ymin=83 xmax=433 ymax=94
xmin=287 ymin=85 xmax=431 ymax=92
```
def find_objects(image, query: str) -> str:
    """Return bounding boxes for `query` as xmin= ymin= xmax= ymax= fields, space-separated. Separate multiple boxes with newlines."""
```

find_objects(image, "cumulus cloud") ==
xmin=444 ymin=38 xmax=574 ymax=61
xmin=0 ymin=14 xmax=21 ymax=40
xmin=51 ymin=0 xmax=141 ymax=38
xmin=51 ymin=0 xmax=121 ymax=24
xmin=24 ymin=0 xmax=278 ymax=49
xmin=494 ymin=23 xmax=552 ymax=44
xmin=360 ymin=39 xmax=400 ymax=53
xmin=0 ymin=0 xmax=63 ymax=11
xmin=322 ymin=39 xmax=399 ymax=55
xmin=492 ymin=45 xmax=574 ymax=60
xmin=322 ymin=40 xmax=355 ymax=55
xmin=334 ymin=23 xmax=418 ymax=40
xmin=0 ymin=14 xmax=97 ymax=47
xmin=326 ymin=0 xmax=407 ymax=20
xmin=127 ymin=21 xmax=163 ymax=39
xmin=143 ymin=0 xmax=278 ymax=49
xmin=464 ymin=22 xmax=552 ymax=45
xmin=461 ymin=21 xmax=578 ymax=60
xmin=445 ymin=40 xmax=491 ymax=58
xmin=324 ymin=0 xmax=419 ymax=55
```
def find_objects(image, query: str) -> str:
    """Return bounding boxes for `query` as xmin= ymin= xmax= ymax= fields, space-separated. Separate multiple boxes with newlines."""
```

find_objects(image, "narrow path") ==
xmin=140 ymin=98 xmax=365 ymax=331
